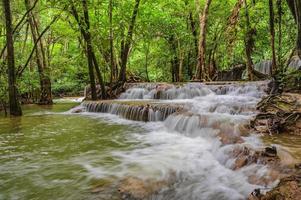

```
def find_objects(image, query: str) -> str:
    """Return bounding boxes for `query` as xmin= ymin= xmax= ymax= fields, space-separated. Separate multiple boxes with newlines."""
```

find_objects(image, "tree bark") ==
xmin=286 ymin=0 xmax=301 ymax=56
xmin=168 ymin=35 xmax=179 ymax=82
xmin=244 ymin=0 xmax=254 ymax=80
xmin=144 ymin=42 xmax=150 ymax=82
xmin=189 ymin=12 xmax=198 ymax=64
xmin=2 ymin=0 xmax=22 ymax=116
xmin=118 ymin=0 xmax=141 ymax=82
xmin=277 ymin=0 xmax=282 ymax=64
xmin=71 ymin=2 xmax=100 ymax=100
xmin=109 ymin=0 xmax=117 ymax=82
xmin=25 ymin=0 xmax=52 ymax=105
xmin=0 ymin=0 xmax=38 ymax=60
xmin=195 ymin=0 xmax=212 ymax=81
xmin=269 ymin=0 xmax=277 ymax=74
xmin=178 ymin=40 xmax=184 ymax=82
xmin=226 ymin=0 xmax=244 ymax=55
xmin=82 ymin=0 xmax=106 ymax=99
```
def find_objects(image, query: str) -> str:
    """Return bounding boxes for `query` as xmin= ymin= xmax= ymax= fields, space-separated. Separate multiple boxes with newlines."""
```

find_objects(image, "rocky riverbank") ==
xmin=249 ymin=92 xmax=301 ymax=199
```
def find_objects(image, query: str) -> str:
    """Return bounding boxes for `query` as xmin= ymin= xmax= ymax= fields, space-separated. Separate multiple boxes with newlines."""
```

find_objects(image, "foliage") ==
xmin=0 ymin=0 xmax=300 ymax=103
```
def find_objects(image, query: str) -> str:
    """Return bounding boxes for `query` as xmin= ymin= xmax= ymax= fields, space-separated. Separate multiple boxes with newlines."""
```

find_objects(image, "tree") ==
xmin=118 ymin=0 xmax=141 ymax=82
xmin=244 ymin=0 xmax=254 ymax=80
xmin=109 ymin=0 xmax=117 ymax=82
xmin=269 ymin=0 xmax=277 ymax=74
xmin=2 ymin=0 xmax=22 ymax=116
xmin=286 ymin=0 xmax=301 ymax=57
xmin=71 ymin=0 xmax=106 ymax=100
xmin=25 ymin=0 xmax=53 ymax=105
xmin=195 ymin=0 xmax=212 ymax=81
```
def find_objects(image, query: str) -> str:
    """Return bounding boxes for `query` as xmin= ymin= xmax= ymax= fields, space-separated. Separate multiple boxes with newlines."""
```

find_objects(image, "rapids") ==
xmin=0 ymin=81 xmax=280 ymax=200
xmin=80 ymin=81 xmax=275 ymax=199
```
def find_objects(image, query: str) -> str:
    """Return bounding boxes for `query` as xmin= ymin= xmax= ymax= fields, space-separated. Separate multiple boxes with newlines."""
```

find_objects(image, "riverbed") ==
xmin=1 ymin=82 xmax=300 ymax=200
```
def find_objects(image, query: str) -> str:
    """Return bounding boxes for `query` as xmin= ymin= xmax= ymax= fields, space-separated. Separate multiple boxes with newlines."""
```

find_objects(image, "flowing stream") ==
xmin=0 ymin=82 xmax=287 ymax=200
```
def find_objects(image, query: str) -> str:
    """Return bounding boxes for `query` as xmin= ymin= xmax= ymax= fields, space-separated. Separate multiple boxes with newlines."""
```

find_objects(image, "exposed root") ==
xmin=251 ymin=93 xmax=301 ymax=135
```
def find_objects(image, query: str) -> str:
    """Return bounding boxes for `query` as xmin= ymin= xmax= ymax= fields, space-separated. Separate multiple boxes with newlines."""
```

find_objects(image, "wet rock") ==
xmin=232 ymin=146 xmax=280 ymax=171
xmin=90 ymin=178 xmax=113 ymax=193
xmin=70 ymin=106 xmax=84 ymax=113
xmin=219 ymin=132 xmax=244 ymax=145
xmin=263 ymin=146 xmax=277 ymax=157
xmin=234 ymin=156 xmax=248 ymax=169
xmin=214 ymin=64 xmax=246 ymax=81
xmin=118 ymin=177 xmax=167 ymax=200
xmin=249 ymin=175 xmax=301 ymax=200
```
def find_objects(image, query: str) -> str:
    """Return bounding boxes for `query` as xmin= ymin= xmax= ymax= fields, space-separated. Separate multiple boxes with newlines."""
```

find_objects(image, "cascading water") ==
xmin=78 ymin=81 xmax=277 ymax=200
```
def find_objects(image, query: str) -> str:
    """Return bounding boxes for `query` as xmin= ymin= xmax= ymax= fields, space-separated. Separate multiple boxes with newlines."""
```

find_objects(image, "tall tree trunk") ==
xmin=286 ymin=0 xmax=301 ymax=56
xmin=226 ymin=0 xmax=244 ymax=55
xmin=269 ymin=0 xmax=277 ymax=74
xmin=277 ymin=0 xmax=282 ymax=64
xmin=71 ymin=2 xmax=104 ymax=100
xmin=109 ymin=0 xmax=116 ymax=83
xmin=178 ymin=40 xmax=184 ymax=82
xmin=80 ymin=0 xmax=97 ymax=100
xmin=25 ymin=0 xmax=52 ymax=105
xmin=168 ymin=35 xmax=179 ymax=82
xmin=2 ymin=0 xmax=22 ymax=116
xmin=244 ymin=0 xmax=254 ymax=80
xmin=144 ymin=42 xmax=150 ymax=82
xmin=195 ymin=0 xmax=212 ymax=81
xmin=189 ymin=12 xmax=198 ymax=58
xmin=118 ymin=0 xmax=141 ymax=82
xmin=82 ymin=0 xmax=106 ymax=99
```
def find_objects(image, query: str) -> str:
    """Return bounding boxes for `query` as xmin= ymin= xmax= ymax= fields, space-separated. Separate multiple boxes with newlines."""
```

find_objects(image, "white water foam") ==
xmin=77 ymin=81 xmax=275 ymax=200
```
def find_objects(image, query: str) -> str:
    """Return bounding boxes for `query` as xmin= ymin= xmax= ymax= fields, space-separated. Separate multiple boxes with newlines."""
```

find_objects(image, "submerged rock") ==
xmin=249 ymin=174 xmax=301 ymax=200
xmin=232 ymin=146 xmax=280 ymax=171
xmin=118 ymin=177 xmax=167 ymax=200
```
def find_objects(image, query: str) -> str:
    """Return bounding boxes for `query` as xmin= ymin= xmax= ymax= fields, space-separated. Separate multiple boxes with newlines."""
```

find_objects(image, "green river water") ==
xmin=2 ymin=83 xmax=301 ymax=200
xmin=0 ymin=102 xmax=140 ymax=200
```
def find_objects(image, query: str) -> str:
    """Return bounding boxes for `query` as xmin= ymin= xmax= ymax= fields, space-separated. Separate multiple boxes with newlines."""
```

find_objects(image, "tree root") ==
xmin=252 ymin=93 xmax=301 ymax=135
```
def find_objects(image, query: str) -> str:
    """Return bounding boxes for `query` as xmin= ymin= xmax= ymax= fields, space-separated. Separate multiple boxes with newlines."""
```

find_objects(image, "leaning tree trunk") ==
xmin=195 ymin=0 xmax=212 ymax=81
xmin=25 ymin=0 xmax=52 ymax=105
xmin=286 ymin=0 xmax=301 ymax=56
xmin=118 ymin=0 xmax=140 ymax=82
xmin=2 ymin=0 xmax=22 ymax=116
xmin=269 ymin=0 xmax=277 ymax=74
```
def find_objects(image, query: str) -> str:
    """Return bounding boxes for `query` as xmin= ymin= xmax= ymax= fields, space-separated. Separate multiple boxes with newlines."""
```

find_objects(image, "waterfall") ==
xmin=119 ymin=82 xmax=267 ymax=100
xmin=82 ymin=101 xmax=186 ymax=122
xmin=254 ymin=60 xmax=272 ymax=75
xmin=288 ymin=56 xmax=301 ymax=71
xmin=78 ymin=81 xmax=278 ymax=200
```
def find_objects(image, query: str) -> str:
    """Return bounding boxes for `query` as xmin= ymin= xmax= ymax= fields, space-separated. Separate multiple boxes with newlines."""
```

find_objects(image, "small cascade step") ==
xmin=120 ymin=81 xmax=268 ymax=100
xmin=82 ymin=100 xmax=187 ymax=122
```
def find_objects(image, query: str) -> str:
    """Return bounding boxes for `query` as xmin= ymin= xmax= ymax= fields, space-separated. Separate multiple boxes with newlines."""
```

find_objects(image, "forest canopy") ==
xmin=0 ymin=0 xmax=300 ymax=116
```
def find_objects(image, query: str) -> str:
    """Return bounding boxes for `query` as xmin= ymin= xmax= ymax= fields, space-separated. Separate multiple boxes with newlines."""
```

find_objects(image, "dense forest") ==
xmin=2 ymin=1 xmax=301 ymax=199
xmin=0 ymin=0 xmax=301 ymax=116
